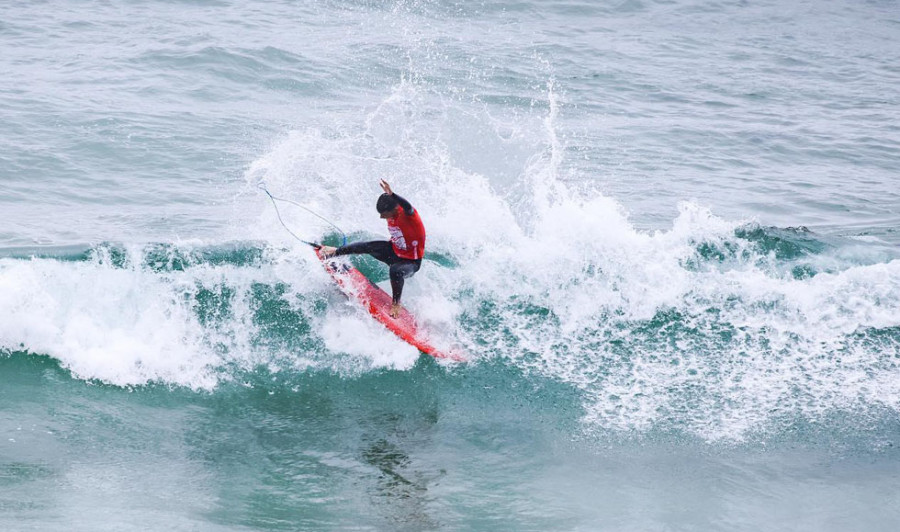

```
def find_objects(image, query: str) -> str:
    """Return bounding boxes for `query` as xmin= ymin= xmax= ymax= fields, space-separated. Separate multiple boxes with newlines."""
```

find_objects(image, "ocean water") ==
xmin=2 ymin=0 xmax=900 ymax=530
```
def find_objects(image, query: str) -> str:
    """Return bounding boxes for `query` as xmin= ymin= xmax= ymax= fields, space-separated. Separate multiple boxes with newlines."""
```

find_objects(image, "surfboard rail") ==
xmin=315 ymin=248 xmax=466 ymax=362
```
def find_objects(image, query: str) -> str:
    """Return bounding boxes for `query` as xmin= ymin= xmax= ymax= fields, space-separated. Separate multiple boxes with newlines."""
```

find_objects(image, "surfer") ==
xmin=320 ymin=180 xmax=426 ymax=318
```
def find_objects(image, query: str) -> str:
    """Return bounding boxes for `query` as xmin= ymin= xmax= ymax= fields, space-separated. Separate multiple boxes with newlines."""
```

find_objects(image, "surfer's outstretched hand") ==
xmin=319 ymin=245 xmax=337 ymax=258
xmin=379 ymin=179 xmax=393 ymax=196
xmin=390 ymin=302 xmax=402 ymax=318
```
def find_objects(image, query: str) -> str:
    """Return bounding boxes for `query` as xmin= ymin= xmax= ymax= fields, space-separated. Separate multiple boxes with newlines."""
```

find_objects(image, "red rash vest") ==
xmin=387 ymin=208 xmax=426 ymax=260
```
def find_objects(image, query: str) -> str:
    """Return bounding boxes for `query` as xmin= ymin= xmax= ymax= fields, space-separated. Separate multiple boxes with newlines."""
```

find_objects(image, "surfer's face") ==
xmin=380 ymin=206 xmax=400 ymax=220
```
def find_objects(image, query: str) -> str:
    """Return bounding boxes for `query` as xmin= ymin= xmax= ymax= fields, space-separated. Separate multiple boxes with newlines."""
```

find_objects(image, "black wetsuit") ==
xmin=332 ymin=194 xmax=422 ymax=304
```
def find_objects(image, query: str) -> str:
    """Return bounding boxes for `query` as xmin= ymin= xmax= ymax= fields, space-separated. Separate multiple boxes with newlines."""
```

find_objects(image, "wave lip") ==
xmin=0 ymin=250 xmax=222 ymax=389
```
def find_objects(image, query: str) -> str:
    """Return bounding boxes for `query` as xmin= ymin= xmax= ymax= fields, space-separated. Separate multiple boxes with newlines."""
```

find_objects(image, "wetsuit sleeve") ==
xmin=392 ymin=193 xmax=415 ymax=216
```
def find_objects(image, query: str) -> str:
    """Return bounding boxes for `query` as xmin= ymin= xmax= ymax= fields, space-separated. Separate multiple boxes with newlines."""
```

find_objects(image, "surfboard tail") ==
xmin=315 ymin=248 xmax=467 ymax=362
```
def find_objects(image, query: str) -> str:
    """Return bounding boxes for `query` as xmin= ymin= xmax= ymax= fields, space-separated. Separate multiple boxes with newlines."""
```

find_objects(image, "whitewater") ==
xmin=2 ymin=0 xmax=900 ymax=530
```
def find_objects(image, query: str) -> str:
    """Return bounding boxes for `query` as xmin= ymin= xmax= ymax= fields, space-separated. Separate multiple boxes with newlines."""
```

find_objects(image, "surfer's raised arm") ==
xmin=379 ymin=179 xmax=415 ymax=216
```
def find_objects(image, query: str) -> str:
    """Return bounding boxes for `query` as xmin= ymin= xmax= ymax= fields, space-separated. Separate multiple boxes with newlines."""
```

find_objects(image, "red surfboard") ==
xmin=315 ymin=248 xmax=466 ymax=362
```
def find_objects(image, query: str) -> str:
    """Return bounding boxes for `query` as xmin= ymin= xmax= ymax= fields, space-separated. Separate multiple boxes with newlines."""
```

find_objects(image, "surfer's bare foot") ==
xmin=390 ymin=302 xmax=402 ymax=318
xmin=319 ymin=245 xmax=337 ymax=258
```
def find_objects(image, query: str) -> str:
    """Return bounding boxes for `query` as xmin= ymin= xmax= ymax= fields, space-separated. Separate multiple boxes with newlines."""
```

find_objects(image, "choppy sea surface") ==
xmin=2 ymin=1 xmax=900 ymax=530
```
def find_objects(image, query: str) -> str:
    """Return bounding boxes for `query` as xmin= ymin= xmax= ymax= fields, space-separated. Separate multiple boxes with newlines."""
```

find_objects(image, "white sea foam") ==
xmin=0 ymin=241 xmax=418 ymax=388
xmin=241 ymin=80 xmax=900 ymax=441
xmin=0 ymin=253 xmax=220 ymax=388
xmin=4 ymin=81 xmax=898 ymax=440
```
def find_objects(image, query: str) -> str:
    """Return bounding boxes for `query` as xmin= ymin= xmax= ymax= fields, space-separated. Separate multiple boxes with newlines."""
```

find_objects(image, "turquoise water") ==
xmin=2 ymin=1 xmax=900 ymax=530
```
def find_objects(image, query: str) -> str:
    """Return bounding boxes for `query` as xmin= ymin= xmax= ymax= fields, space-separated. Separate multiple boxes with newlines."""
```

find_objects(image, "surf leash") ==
xmin=258 ymin=183 xmax=348 ymax=248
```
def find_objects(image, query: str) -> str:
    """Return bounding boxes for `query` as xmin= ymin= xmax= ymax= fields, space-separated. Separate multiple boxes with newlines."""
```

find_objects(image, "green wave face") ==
xmin=2 ymin=226 xmax=899 ymax=445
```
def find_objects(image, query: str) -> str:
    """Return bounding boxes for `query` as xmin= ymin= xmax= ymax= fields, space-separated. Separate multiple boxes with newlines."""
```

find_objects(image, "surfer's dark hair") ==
xmin=376 ymin=194 xmax=399 ymax=214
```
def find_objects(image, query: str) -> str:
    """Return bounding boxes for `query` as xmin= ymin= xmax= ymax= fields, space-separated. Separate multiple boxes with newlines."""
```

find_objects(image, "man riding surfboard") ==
xmin=319 ymin=180 xmax=426 ymax=318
